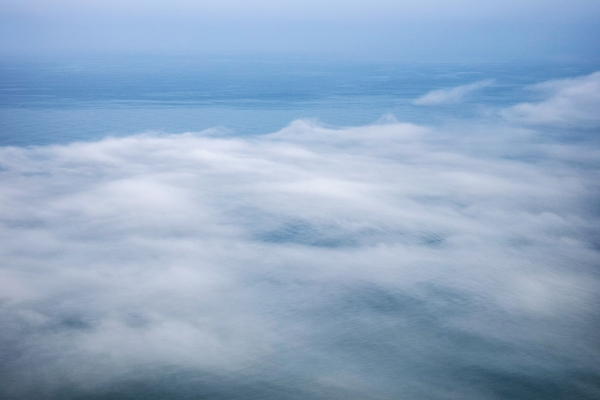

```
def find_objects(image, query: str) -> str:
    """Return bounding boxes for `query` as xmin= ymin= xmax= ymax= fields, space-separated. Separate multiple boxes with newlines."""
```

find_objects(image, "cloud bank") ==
xmin=0 ymin=75 xmax=600 ymax=399
xmin=413 ymin=80 xmax=493 ymax=105
xmin=501 ymin=71 xmax=600 ymax=127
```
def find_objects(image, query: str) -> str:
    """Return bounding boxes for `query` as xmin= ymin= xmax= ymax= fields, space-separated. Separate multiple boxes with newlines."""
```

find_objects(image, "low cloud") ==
xmin=413 ymin=80 xmax=493 ymax=105
xmin=501 ymin=71 xmax=600 ymax=127
xmin=1 ymin=84 xmax=600 ymax=397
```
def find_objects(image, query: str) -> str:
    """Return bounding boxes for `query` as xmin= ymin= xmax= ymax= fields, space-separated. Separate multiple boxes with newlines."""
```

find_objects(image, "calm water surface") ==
xmin=1 ymin=57 xmax=596 ymax=146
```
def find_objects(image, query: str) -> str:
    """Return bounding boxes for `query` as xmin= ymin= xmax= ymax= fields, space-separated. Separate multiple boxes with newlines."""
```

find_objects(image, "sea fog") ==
xmin=0 ymin=59 xmax=599 ymax=399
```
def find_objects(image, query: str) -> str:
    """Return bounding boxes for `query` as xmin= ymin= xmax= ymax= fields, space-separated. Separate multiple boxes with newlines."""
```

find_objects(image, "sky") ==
xmin=1 ymin=0 xmax=600 ymax=61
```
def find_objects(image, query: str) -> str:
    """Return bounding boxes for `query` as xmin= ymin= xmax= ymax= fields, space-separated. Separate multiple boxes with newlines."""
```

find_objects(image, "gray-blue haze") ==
xmin=0 ymin=58 xmax=599 ymax=400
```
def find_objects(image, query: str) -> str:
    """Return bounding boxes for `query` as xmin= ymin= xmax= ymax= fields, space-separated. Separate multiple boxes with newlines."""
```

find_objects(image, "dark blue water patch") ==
xmin=330 ymin=282 xmax=485 ymax=322
xmin=256 ymin=220 xmax=361 ymax=248
xmin=3 ymin=371 xmax=317 ymax=400
xmin=420 ymin=233 xmax=445 ymax=246
xmin=254 ymin=218 xmax=452 ymax=249
xmin=4 ymin=365 xmax=597 ymax=400
xmin=340 ymin=284 xmax=426 ymax=315
xmin=454 ymin=366 xmax=600 ymax=400
xmin=242 ymin=277 xmax=489 ymax=329
xmin=57 ymin=316 xmax=93 ymax=331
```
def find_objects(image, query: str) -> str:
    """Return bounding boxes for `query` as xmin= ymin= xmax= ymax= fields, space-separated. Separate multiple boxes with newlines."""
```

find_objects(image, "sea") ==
xmin=1 ymin=56 xmax=599 ymax=400
xmin=1 ymin=56 xmax=597 ymax=146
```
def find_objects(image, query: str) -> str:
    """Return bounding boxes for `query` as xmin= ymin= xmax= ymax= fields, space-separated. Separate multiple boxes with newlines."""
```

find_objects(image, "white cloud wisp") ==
xmin=501 ymin=71 xmax=600 ymax=127
xmin=413 ymin=80 xmax=493 ymax=105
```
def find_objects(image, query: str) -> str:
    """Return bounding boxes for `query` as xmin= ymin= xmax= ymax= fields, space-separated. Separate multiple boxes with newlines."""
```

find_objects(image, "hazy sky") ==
xmin=1 ymin=0 xmax=599 ymax=61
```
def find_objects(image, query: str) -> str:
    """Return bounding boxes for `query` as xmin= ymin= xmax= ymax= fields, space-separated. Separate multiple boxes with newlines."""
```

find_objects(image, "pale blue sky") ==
xmin=1 ymin=0 xmax=599 ymax=61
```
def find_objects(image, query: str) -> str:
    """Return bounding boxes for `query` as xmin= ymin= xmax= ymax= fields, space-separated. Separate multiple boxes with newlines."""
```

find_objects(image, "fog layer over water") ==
xmin=0 ymin=71 xmax=599 ymax=399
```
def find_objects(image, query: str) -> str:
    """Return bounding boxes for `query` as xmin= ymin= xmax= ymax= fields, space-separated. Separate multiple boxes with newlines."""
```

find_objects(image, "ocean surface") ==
xmin=1 ymin=57 xmax=599 ymax=400
xmin=1 ymin=57 xmax=597 ymax=146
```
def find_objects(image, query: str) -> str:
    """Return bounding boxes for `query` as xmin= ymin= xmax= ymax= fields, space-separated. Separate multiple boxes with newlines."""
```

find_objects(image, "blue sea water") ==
xmin=0 ymin=56 xmax=596 ymax=146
